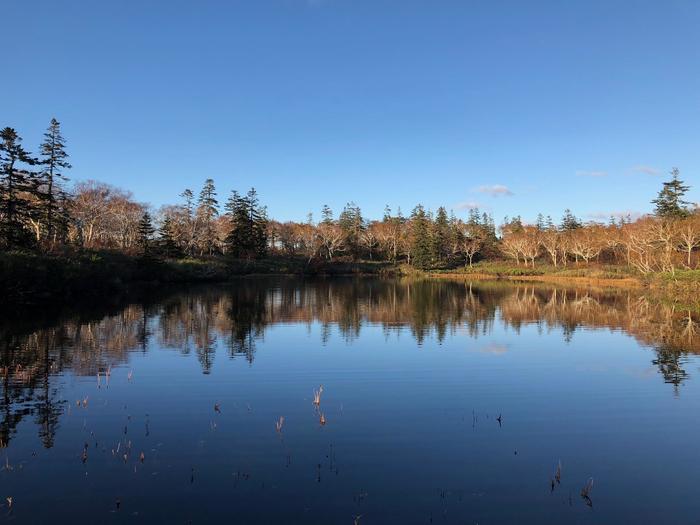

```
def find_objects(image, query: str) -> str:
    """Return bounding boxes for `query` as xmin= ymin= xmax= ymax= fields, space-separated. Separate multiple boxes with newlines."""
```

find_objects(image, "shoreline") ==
xmin=425 ymin=271 xmax=642 ymax=289
xmin=3 ymin=251 xmax=699 ymax=310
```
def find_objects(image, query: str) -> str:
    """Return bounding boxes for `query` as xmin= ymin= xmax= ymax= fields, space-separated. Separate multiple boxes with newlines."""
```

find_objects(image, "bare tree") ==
xmin=677 ymin=214 xmax=700 ymax=268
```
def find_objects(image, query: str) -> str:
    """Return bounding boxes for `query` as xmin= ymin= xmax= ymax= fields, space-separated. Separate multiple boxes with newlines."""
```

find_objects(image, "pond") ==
xmin=1 ymin=278 xmax=699 ymax=524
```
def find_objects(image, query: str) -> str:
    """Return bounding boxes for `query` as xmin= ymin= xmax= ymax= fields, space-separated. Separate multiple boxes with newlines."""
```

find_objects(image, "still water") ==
xmin=1 ymin=278 xmax=699 ymax=524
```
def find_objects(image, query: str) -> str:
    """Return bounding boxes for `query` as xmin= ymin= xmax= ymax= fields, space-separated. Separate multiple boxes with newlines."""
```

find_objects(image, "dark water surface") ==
xmin=1 ymin=278 xmax=700 ymax=524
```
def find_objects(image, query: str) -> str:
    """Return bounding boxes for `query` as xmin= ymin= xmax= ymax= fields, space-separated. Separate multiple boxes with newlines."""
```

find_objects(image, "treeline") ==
xmin=497 ymin=170 xmax=698 ymax=274
xmin=2 ymin=121 xmax=699 ymax=274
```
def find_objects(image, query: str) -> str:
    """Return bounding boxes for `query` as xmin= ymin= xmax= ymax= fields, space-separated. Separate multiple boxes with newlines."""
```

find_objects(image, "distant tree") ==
xmin=520 ymin=226 xmax=541 ymax=267
xmin=179 ymin=188 xmax=196 ymax=255
xmin=459 ymin=222 xmax=485 ymax=267
xmin=338 ymin=201 xmax=364 ymax=259
xmin=677 ymin=214 xmax=700 ymax=268
xmin=0 ymin=127 xmax=37 ymax=248
xmin=225 ymin=188 xmax=268 ymax=259
xmin=317 ymin=221 xmax=344 ymax=261
xmin=375 ymin=209 xmax=403 ymax=262
xmin=560 ymin=209 xmax=581 ymax=230
xmin=467 ymin=207 xmax=481 ymax=226
xmin=652 ymin=168 xmax=691 ymax=218
xmin=54 ymin=192 xmax=71 ymax=244
xmin=39 ymin=118 xmax=71 ymax=244
xmin=225 ymin=190 xmax=249 ymax=256
xmin=540 ymin=226 xmax=560 ymax=266
xmin=158 ymin=216 xmax=182 ymax=258
xmin=410 ymin=204 xmax=432 ymax=269
xmin=321 ymin=204 xmax=334 ymax=225
xmin=432 ymin=206 xmax=450 ymax=263
xmin=247 ymin=188 xmax=268 ymax=258
xmin=535 ymin=213 xmax=545 ymax=230
xmin=383 ymin=205 xmax=392 ymax=222
xmin=501 ymin=216 xmax=524 ymax=234
xmin=137 ymin=211 xmax=156 ymax=255
xmin=197 ymin=179 xmax=218 ymax=255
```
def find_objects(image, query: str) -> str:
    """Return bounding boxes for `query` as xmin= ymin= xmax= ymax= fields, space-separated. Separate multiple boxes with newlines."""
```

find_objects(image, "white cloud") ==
xmin=631 ymin=165 xmax=661 ymax=176
xmin=455 ymin=200 xmax=482 ymax=210
xmin=475 ymin=184 xmax=513 ymax=197
xmin=576 ymin=170 xmax=607 ymax=177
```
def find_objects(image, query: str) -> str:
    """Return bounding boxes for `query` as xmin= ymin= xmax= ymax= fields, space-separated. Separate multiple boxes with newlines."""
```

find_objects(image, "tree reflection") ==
xmin=1 ymin=278 xmax=698 ymax=445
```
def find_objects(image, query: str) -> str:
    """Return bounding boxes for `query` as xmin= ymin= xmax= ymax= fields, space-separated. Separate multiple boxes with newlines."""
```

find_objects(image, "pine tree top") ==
xmin=652 ymin=168 xmax=691 ymax=218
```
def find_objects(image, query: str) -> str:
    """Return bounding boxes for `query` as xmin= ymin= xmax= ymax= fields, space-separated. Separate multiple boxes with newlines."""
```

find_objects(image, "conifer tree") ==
xmin=137 ymin=211 xmax=156 ymax=255
xmin=502 ymin=215 xmax=524 ymax=233
xmin=247 ymin=188 xmax=268 ymax=258
xmin=338 ymin=201 xmax=364 ymax=258
xmin=158 ymin=216 xmax=182 ymax=258
xmin=180 ymin=188 xmax=196 ymax=255
xmin=54 ymin=191 xmax=71 ymax=245
xmin=321 ymin=204 xmax=334 ymax=225
xmin=432 ymin=206 xmax=450 ymax=263
xmin=560 ymin=209 xmax=581 ymax=230
xmin=652 ymin=168 xmax=691 ymax=218
xmin=383 ymin=205 xmax=392 ymax=222
xmin=225 ymin=190 xmax=249 ymax=256
xmin=197 ymin=179 xmax=218 ymax=255
xmin=0 ymin=127 xmax=38 ymax=248
xmin=536 ymin=213 xmax=545 ymax=230
xmin=410 ymin=204 xmax=432 ymax=269
xmin=225 ymin=188 xmax=268 ymax=259
xmin=39 ymin=118 xmax=71 ymax=244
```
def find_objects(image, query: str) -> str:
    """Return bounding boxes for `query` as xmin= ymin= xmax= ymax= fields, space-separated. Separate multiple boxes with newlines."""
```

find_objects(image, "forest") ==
xmin=2 ymin=120 xmax=700 ymax=281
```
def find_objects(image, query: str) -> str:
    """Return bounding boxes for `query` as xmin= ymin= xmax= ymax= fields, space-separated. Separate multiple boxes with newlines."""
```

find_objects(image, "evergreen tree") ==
xmin=225 ymin=188 xmax=268 ymax=259
xmin=502 ymin=215 xmax=524 ymax=233
xmin=54 ymin=191 xmax=71 ymax=245
xmin=483 ymin=213 xmax=497 ymax=238
xmin=432 ymin=206 xmax=450 ymax=263
xmin=338 ymin=201 xmax=364 ymax=258
xmin=180 ymin=188 xmax=196 ymax=255
xmin=410 ymin=204 xmax=432 ymax=269
xmin=247 ymin=188 xmax=268 ymax=258
xmin=0 ymin=127 xmax=38 ymax=248
xmin=225 ymin=190 xmax=249 ymax=256
xmin=652 ymin=168 xmax=691 ymax=218
xmin=467 ymin=207 xmax=481 ymax=225
xmin=137 ymin=212 xmax=156 ymax=255
xmin=197 ymin=179 xmax=218 ymax=255
xmin=383 ymin=205 xmax=392 ymax=222
xmin=158 ymin=216 xmax=182 ymax=258
xmin=321 ymin=204 xmax=334 ymax=225
xmin=39 ymin=118 xmax=71 ymax=244
xmin=536 ymin=213 xmax=545 ymax=230
xmin=560 ymin=209 xmax=581 ymax=230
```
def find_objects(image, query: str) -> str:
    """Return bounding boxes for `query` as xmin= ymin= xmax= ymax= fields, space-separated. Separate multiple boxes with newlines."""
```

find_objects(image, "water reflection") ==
xmin=1 ymin=278 xmax=698 ymax=450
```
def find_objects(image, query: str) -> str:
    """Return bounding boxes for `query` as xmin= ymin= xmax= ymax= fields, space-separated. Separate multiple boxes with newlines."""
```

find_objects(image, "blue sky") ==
xmin=4 ymin=0 xmax=699 ymax=223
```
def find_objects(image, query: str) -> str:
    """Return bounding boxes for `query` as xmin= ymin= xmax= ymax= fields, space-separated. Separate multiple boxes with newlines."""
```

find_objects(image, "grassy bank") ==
xmin=645 ymin=269 xmax=700 ymax=310
xmin=0 ymin=251 xmax=397 ymax=306
xmin=420 ymin=261 xmax=641 ymax=288
xmin=417 ymin=261 xmax=700 ymax=310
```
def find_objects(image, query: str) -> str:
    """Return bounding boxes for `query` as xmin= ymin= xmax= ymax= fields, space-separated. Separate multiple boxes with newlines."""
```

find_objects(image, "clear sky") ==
xmin=4 ymin=0 xmax=699 ymax=224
